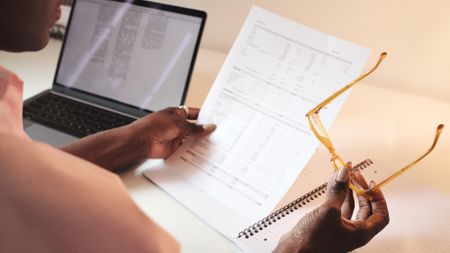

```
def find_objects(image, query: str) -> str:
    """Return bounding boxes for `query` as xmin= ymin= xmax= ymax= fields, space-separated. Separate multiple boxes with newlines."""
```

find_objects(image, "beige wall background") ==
xmin=152 ymin=0 xmax=450 ymax=103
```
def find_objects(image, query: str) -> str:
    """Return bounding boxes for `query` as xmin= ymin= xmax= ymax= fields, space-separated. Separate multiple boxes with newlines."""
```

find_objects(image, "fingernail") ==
xmin=369 ymin=180 xmax=376 ymax=188
xmin=202 ymin=124 xmax=216 ymax=132
xmin=336 ymin=166 xmax=349 ymax=183
xmin=346 ymin=161 xmax=352 ymax=169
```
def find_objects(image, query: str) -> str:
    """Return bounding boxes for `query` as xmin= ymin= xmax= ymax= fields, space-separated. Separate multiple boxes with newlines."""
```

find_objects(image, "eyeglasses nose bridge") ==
xmin=330 ymin=155 xmax=345 ymax=170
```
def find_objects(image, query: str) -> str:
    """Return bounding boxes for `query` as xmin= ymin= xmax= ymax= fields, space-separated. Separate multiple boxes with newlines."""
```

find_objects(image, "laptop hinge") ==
xmin=49 ymin=90 xmax=140 ymax=120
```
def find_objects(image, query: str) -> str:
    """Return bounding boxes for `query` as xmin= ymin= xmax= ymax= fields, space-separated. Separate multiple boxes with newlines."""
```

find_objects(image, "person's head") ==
xmin=0 ymin=0 xmax=62 ymax=52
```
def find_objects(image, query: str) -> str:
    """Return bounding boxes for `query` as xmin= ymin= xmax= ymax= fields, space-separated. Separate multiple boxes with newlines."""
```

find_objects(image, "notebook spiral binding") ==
xmin=237 ymin=159 xmax=373 ymax=239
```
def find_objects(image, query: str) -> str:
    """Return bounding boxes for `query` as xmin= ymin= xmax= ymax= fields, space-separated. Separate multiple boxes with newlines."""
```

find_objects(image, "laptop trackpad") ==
xmin=25 ymin=122 xmax=78 ymax=147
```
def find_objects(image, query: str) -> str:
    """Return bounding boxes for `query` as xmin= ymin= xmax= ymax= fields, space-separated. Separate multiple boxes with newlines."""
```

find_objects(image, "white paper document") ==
xmin=143 ymin=6 xmax=370 ymax=240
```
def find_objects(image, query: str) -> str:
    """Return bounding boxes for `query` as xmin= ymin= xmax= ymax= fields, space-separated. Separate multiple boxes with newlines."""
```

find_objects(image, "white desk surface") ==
xmin=1 ymin=40 xmax=450 ymax=252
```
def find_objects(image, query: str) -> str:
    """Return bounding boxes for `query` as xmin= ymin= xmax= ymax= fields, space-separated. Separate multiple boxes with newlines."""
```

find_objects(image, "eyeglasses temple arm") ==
xmin=371 ymin=124 xmax=444 ymax=191
xmin=310 ymin=52 xmax=387 ymax=114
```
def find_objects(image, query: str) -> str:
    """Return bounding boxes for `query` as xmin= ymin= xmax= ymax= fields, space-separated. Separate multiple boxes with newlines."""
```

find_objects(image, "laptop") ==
xmin=23 ymin=0 xmax=206 ymax=147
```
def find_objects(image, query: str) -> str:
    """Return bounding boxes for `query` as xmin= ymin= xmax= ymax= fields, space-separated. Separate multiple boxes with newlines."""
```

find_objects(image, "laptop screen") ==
xmin=55 ymin=0 xmax=206 ymax=112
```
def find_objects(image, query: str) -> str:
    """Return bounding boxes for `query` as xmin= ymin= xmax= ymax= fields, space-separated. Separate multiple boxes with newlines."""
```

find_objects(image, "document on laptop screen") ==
xmin=144 ymin=6 xmax=371 ymax=239
xmin=56 ymin=0 xmax=203 ymax=111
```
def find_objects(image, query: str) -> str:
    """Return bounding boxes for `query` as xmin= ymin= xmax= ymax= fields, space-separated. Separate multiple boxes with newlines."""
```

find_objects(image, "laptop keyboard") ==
xmin=23 ymin=93 xmax=136 ymax=137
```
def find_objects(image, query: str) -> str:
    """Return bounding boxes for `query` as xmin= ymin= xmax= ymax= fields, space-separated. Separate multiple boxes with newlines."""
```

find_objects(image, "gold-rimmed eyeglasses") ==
xmin=306 ymin=52 xmax=444 ymax=200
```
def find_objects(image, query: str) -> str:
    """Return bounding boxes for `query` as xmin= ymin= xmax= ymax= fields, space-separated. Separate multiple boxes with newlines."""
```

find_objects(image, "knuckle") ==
xmin=310 ymin=207 xmax=324 ymax=220
xmin=328 ymin=181 xmax=347 ymax=196
xmin=163 ymin=107 xmax=177 ymax=113
xmin=359 ymin=200 xmax=370 ymax=208
xmin=163 ymin=107 xmax=181 ymax=116
xmin=345 ymin=197 xmax=355 ymax=209
xmin=319 ymin=205 xmax=340 ymax=221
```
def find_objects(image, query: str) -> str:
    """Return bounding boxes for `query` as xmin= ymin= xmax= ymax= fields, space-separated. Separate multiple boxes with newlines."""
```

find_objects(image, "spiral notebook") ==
xmin=235 ymin=159 xmax=450 ymax=253
xmin=235 ymin=159 xmax=374 ymax=252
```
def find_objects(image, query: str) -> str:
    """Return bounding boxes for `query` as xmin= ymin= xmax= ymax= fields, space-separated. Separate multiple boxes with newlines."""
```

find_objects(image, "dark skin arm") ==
xmin=274 ymin=163 xmax=389 ymax=253
xmin=61 ymin=107 xmax=215 ymax=172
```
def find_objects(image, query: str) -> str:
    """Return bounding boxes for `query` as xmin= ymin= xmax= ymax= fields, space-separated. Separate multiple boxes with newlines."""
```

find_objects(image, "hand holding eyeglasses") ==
xmin=274 ymin=164 xmax=389 ymax=253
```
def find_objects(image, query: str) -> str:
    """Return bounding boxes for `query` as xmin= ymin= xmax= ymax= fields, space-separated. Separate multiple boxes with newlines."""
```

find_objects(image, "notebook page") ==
xmin=143 ymin=6 xmax=370 ymax=240
xmin=235 ymin=188 xmax=324 ymax=253
xmin=357 ymin=180 xmax=450 ymax=253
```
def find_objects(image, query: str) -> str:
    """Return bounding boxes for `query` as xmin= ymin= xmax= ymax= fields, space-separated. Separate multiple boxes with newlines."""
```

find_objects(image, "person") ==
xmin=1 ymin=1 xmax=214 ymax=252
xmin=0 ymin=1 xmax=389 ymax=252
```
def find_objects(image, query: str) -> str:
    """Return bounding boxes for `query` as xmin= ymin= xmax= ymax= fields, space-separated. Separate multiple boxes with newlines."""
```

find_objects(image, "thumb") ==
xmin=186 ymin=122 xmax=216 ymax=136
xmin=325 ymin=165 xmax=350 ymax=210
